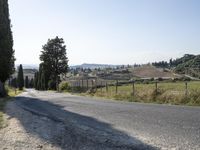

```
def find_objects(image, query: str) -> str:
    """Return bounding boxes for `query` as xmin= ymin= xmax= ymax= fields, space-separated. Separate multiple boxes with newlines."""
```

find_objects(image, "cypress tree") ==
xmin=17 ymin=64 xmax=24 ymax=90
xmin=29 ymin=78 xmax=34 ymax=88
xmin=25 ymin=76 xmax=29 ymax=88
xmin=34 ymin=72 xmax=38 ymax=89
xmin=36 ymin=63 xmax=47 ymax=91
xmin=37 ymin=66 xmax=42 ymax=90
xmin=0 ymin=0 xmax=15 ymax=97
xmin=41 ymin=72 xmax=46 ymax=90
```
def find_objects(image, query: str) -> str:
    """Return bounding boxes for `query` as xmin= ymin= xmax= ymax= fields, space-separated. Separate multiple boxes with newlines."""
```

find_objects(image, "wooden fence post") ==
xmin=82 ymin=79 xmax=84 ymax=88
xmin=95 ymin=79 xmax=97 ymax=91
xmin=87 ymin=79 xmax=89 ymax=90
xmin=115 ymin=80 xmax=118 ymax=94
xmin=106 ymin=82 xmax=108 ymax=93
xmin=79 ymin=80 xmax=81 ymax=87
xmin=91 ymin=80 xmax=94 ymax=89
xmin=155 ymin=81 xmax=158 ymax=95
xmin=185 ymin=82 xmax=188 ymax=97
xmin=132 ymin=80 xmax=135 ymax=97
xmin=101 ymin=81 xmax=103 ymax=93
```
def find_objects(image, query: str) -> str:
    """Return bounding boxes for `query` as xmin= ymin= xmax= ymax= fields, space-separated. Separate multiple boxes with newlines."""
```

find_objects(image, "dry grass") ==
xmin=133 ymin=65 xmax=178 ymax=78
xmin=92 ymin=81 xmax=200 ymax=106
xmin=0 ymin=87 xmax=23 ymax=128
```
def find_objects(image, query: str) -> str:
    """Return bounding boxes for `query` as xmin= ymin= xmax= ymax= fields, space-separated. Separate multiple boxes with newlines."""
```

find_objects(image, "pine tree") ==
xmin=0 ymin=0 xmax=15 ymax=97
xmin=17 ymin=64 xmax=24 ymax=90
xmin=40 ymin=36 xmax=68 ymax=90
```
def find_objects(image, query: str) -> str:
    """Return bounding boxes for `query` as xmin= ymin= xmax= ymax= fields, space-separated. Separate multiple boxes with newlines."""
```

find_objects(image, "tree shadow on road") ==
xmin=6 ymin=96 xmax=159 ymax=150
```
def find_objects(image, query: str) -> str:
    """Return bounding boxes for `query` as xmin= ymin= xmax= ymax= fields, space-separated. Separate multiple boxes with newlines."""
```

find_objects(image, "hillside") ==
xmin=172 ymin=54 xmax=200 ymax=78
xmin=133 ymin=65 xmax=178 ymax=79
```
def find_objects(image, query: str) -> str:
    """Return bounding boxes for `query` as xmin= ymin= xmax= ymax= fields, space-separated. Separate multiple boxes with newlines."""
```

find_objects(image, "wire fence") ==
xmin=67 ymin=78 xmax=197 ymax=98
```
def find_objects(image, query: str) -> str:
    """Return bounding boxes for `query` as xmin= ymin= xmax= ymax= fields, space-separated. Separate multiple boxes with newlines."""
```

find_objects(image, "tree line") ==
xmin=9 ymin=64 xmax=34 ymax=90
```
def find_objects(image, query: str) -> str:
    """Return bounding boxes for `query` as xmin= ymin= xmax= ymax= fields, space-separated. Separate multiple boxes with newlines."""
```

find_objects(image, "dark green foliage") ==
xmin=39 ymin=36 xmax=68 ymax=90
xmin=48 ymin=80 xmax=56 ymax=90
xmin=34 ymin=64 xmax=47 ymax=90
xmin=59 ymin=81 xmax=71 ymax=92
xmin=34 ymin=72 xmax=38 ymax=89
xmin=154 ymin=54 xmax=200 ymax=79
xmin=36 ymin=75 xmax=40 ymax=90
xmin=174 ymin=54 xmax=200 ymax=78
xmin=171 ymin=54 xmax=196 ymax=67
xmin=25 ymin=76 xmax=29 ymax=88
xmin=17 ymin=64 xmax=24 ymax=90
xmin=0 ymin=0 xmax=15 ymax=97
xmin=10 ymin=77 xmax=17 ymax=88
xmin=41 ymin=72 xmax=46 ymax=90
xmin=29 ymin=78 xmax=34 ymax=88
xmin=152 ymin=61 xmax=169 ymax=68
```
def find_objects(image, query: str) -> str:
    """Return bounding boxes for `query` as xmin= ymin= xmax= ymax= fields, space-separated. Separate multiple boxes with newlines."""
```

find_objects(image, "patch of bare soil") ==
xmin=133 ymin=65 xmax=176 ymax=78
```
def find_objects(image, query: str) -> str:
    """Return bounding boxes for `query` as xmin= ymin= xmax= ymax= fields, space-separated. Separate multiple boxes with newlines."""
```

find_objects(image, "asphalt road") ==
xmin=15 ymin=89 xmax=200 ymax=150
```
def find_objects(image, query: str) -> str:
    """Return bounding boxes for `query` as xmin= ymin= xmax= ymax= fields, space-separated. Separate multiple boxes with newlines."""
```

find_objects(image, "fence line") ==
xmin=67 ymin=79 xmax=194 ymax=98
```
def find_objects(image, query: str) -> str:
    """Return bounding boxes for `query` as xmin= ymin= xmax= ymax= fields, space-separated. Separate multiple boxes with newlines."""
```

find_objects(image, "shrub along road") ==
xmin=8 ymin=89 xmax=200 ymax=149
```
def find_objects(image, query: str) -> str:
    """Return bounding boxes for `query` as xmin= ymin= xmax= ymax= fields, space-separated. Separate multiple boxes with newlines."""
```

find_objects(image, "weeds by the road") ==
xmin=0 ymin=98 xmax=8 ymax=128
xmin=79 ymin=81 xmax=200 ymax=106
xmin=94 ymin=82 xmax=200 ymax=105
xmin=0 ymin=87 xmax=23 ymax=128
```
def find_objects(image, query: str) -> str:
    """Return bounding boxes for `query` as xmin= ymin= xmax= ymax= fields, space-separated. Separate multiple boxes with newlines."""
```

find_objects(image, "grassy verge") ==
xmin=0 ymin=87 xmax=23 ymax=128
xmin=78 ymin=81 xmax=200 ymax=106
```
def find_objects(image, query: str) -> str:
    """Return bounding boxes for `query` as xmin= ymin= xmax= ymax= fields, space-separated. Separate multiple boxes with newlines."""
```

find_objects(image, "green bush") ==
xmin=48 ymin=80 xmax=56 ymax=90
xmin=59 ymin=81 xmax=71 ymax=92
xmin=157 ymin=77 xmax=163 ymax=81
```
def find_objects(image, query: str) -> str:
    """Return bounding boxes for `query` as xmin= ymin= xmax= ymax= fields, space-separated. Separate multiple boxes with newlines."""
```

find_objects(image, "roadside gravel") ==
xmin=0 ymin=99 xmax=151 ymax=150
xmin=0 ymin=101 xmax=62 ymax=150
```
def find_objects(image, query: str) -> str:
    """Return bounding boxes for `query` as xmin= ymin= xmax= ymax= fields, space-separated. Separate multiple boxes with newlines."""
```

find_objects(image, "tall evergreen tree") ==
xmin=34 ymin=72 xmax=38 ymax=89
xmin=41 ymin=72 xmax=46 ymax=90
xmin=35 ymin=64 xmax=46 ymax=91
xmin=0 ymin=0 xmax=15 ymax=97
xmin=40 ymin=36 xmax=68 ymax=90
xmin=25 ymin=76 xmax=29 ymax=88
xmin=29 ymin=78 xmax=34 ymax=88
xmin=37 ymin=71 xmax=41 ymax=90
xmin=17 ymin=64 xmax=24 ymax=90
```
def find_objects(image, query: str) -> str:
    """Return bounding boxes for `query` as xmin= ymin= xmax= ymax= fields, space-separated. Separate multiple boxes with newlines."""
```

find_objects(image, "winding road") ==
xmin=14 ymin=89 xmax=200 ymax=150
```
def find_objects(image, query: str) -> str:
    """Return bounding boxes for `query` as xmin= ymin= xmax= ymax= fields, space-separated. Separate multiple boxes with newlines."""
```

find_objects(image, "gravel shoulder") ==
xmin=0 ymin=100 xmax=107 ymax=150
xmin=0 ymin=100 xmax=62 ymax=150
xmin=0 ymin=94 xmax=155 ymax=150
xmin=2 ymin=89 xmax=199 ymax=150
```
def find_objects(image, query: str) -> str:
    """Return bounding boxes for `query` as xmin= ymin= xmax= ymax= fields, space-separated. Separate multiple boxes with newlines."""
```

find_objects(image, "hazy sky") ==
xmin=9 ymin=0 xmax=200 ymax=65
